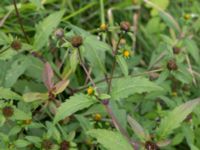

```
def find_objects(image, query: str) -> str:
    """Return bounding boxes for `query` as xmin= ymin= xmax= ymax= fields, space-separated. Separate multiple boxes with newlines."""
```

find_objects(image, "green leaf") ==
xmin=33 ymin=10 xmax=65 ymax=50
xmin=116 ymin=55 xmax=128 ymax=76
xmin=111 ymin=77 xmax=163 ymax=100
xmin=127 ymin=115 xmax=150 ymax=141
xmin=157 ymin=97 xmax=200 ymax=139
xmin=87 ymin=129 xmax=133 ymax=150
xmin=13 ymin=108 xmax=32 ymax=120
xmin=184 ymin=39 xmax=200 ymax=64
xmin=15 ymin=139 xmax=30 ymax=148
xmin=0 ymin=87 xmax=22 ymax=100
xmin=54 ymin=94 xmax=96 ymax=124
xmin=23 ymin=92 xmax=48 ymax=102
xmin=3 ymin=56 xmax=30 ymax=88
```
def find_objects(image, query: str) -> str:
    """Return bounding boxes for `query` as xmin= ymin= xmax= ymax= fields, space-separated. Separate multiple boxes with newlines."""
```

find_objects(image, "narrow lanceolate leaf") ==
xmin=0 ymin=87 xmax=22 ymax=100
xmin=33 ymin=10 xmax=65 ymax=50
xmin=43 ymin=62 xmax=54 ymax=90
xmin=157 ymin=97 xmax=200 ymax=139
xmin=53 ymin=80 xmax=69 ymax=95
xmin=111 ymin=77 xmax=163 ymax=100
xmin=116 ymin=55 xmax=128 ymax=76
xmin=87 ymin=129 xmax=133 ymax=150
xmin=23 ymin=92 xmax=48 ymax=102
xmin=54 ymin=94 xmax=96 ymax=124
xmin=127 ymin=115 xmax=150 ymax=141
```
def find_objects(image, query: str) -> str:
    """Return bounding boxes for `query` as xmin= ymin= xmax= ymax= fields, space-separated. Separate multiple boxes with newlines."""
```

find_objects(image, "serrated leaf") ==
xmin=33 ymin=10 xmax=65 ymax=50
xmin=0 ymin=87 xmax=22 ymax=100
xmin=157 ymin=97 xmax=200 ymax=139
xmin=4 ymin=56 xmax=30 ymax=88
xmin=116 ymin=55 xmax=128 ymax=76
xmin=111 ymin=77 xmax=163 ymax=100
xmin=87 ymin=129 xmax=133 ymax=150
xmin=127 ymin=115 xmax=150 ymax=141
xmin=54 ymin=94 xmax=96 ymax=124
xmin=184 ymin=39 xmax=200 ymax=64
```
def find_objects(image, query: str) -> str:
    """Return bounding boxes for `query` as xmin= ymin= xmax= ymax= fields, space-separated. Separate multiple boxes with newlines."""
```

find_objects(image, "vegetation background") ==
xmin=0 ymin=0 xmax=200 ymax=150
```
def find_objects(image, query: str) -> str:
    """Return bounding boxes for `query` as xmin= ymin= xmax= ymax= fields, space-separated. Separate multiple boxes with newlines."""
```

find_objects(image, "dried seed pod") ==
xmin=71 ymin=36 xmax=83 ymax=48
xmin=149 ymin=72 xmax=160 ymax=81
xmin=11 ymin=40 xmax=21 ymax=50
xmin=2 ymin=106 xmax=14 ymax=118
xmin=167 ymin=59 xmax=178 ymax=71
xmin=145 ymin=141 xmax=159 ymax=150
xmin=173 ymin=47 xmax=181 ymax=54
xmin=60 ymin=140 xmax=70 ymax=150
xmin=42 ymin=139 xmax=53 ymax=150
xmin=54 ymin=28 xmax=64 ymax=38
xmin=120 ymin=21 xmax=131 ymax=32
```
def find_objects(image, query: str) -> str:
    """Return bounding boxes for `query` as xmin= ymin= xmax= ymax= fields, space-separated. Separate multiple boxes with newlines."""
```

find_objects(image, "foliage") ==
xmin=0 ymin=0 xmax=200 ymax=150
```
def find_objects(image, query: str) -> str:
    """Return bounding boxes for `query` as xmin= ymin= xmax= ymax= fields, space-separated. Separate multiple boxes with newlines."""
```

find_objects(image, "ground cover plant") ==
xmin=0 ymin=0 xmax=200 ymax=149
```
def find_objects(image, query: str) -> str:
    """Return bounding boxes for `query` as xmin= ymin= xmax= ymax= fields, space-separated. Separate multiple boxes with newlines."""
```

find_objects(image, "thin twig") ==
xmin=107 ymin=33 xmax=123 ymax=93
xmin=13 ymin=0 xmax=30 ymax=43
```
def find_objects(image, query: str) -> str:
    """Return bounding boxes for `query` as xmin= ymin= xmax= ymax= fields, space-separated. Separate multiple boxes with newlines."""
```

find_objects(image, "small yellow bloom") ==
xmin=184 ymin=14 xmax=190 ymax=20
xmin=123 ymin=50 xmax=131 ymax=58
xmin=23 ymin=119 xmax=32 ymax=125
xmin=100 ymin=23 xmax=108 ymax=31
xmin=94 ymin=113 xmax=102 ymax=121
xmin=87 ymin=87 xmax=94 ymax=95
xmin=171 ymin=92 xmax=177 ymax=97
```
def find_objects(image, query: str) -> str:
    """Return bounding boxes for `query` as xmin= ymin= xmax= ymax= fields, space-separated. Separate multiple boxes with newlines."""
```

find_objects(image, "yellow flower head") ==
xmin=123 ymin=50 xmax=131 ymax=58
xmin=184 ymin=14 xmax=190 ymax=20
xmin=171 ymin=92 xmax=177 ymax=97
xmin=23 ymin=119 xmax=32 ymax=125
xmin=87 ymin=87 xmax=94 ymax=95
xmin=100 ymin=23 xmax=108 ymax=31
xmin=94 ymin=113 xmax=102 ymax=121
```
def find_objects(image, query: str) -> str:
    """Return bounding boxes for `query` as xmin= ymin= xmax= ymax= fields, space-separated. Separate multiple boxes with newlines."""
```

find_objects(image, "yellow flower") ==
xmin=23 ymin=119 xmax=32 ymax=125
xmin=171 ymin=92 xmax=177 ymax=97
xmin=123 ymin=50 xmax=131 ymax=58
xmin=184 ymin=14 xmax=190 ymax=20
xmin=87 ymin=87 xmax=94 ymax=95
xmin=94 ymin=113 xmax=102 ymax=121
xmin=100 ymin=23 xmax=108 ymax=31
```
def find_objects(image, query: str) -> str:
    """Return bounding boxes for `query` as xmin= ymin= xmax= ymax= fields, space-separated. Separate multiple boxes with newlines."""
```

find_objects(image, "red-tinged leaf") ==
xmin=43 ymin=62 xmax=54 ymax=90
xmin=157 ymin=140 xmax=171 ymax=147
xmin=53 ymin=80 xmax=70 ymax=95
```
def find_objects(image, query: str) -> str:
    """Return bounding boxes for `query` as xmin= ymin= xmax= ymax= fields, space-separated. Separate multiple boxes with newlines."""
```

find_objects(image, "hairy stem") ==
xmin=13 ymin=0 xmax=30 ymax=43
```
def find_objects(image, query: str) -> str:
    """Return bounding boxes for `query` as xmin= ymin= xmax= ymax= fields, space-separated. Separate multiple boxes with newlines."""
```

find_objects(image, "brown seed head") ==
xmin=167 ymin=60 xmax=178 ymax=70
xmin=54 ymin=28 xmax=64 ymax=38
xmin=145 ymin=141 xmax=159 ymax=150
xmin=173 ymin=47 xmax=181 ymax=54
xmin=71 ymin=36 xmax=83 ymax=48
xmin=11 ymin=40 xmax=21 ymax=50
xmin=2 ymin=106 xmax=14 ymax=118
xmin=60 ymin=140 xmax=70 ymax=150
xmin=120 ymin=21 xmax=131 ymax=32
xmin=42 ymin=139 xmax=53 ymax=150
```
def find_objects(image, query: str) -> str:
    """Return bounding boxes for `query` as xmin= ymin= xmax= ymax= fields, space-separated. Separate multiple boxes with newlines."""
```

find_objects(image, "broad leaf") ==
xmin=87 ymin=129 xmax=133 ymax=150
xmin=184 ymin=39 xmax=200 ymax=64
xmin=111 ymin=77 xmax=163 ymax=100
xmin=53 ymin=80 xmax=69 ymax=95
xmin=0 ymin=87 xmax=22 ymax=100
xmin=157 ymin=97 xmax=200 ymax=139
xmin=54 ymin=94 xmax=96 ymax=124
xmin=33 ymin=10 xmax=65 ymax=50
